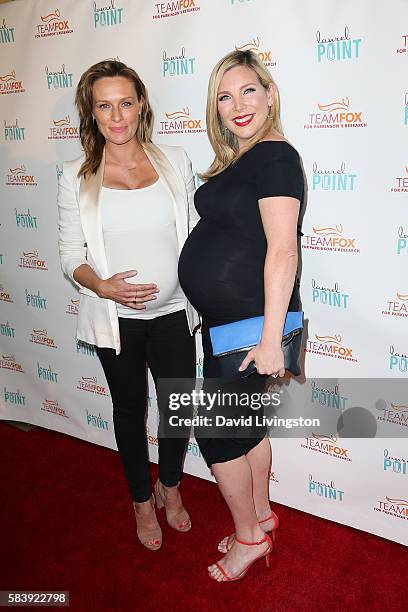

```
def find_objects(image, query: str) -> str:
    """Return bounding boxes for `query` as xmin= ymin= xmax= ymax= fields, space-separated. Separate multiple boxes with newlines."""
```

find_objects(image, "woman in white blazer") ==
xmin=58 ymin=60 xmax=199 ymax=551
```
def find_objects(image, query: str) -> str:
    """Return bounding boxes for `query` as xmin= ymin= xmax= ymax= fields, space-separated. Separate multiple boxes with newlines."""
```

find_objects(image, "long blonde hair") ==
xmin=75 ymin=60 xmax=154 ymax=178
xmin=202 ymin=50 xmax=282 ymax=180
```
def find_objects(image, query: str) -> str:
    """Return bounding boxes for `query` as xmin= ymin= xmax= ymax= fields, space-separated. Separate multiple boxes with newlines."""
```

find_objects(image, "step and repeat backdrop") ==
xmin=0 ymin=0 xmax=407 ymax=545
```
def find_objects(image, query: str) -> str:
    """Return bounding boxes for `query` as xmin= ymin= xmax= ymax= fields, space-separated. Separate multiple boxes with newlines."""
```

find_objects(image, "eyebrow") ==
xmin=217 ymin=82 xmax=258 ymax=95
xmin=94 ymin=96 xmax=136 ymax=103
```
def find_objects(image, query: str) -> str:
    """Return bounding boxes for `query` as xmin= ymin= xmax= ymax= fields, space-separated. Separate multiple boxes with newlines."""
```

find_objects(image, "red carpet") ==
xmin=1 ymin=422 xmax=407 ymax=612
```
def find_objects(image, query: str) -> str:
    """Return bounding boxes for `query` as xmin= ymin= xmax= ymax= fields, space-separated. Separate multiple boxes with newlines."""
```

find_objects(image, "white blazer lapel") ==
xmin=78 ymin=149 xmax=109 ymax=277
xmin=143 ymin=143 xmax=188 ymax=251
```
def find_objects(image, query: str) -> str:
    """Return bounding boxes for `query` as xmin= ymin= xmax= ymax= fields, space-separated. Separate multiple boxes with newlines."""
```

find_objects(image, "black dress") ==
xmin=178 ymin=141 xmax=304 ymax=467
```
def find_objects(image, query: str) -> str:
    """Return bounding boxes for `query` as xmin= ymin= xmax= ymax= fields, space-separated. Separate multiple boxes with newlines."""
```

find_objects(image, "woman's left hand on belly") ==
xmin=239 ymin=342 xmax=285 ymax=378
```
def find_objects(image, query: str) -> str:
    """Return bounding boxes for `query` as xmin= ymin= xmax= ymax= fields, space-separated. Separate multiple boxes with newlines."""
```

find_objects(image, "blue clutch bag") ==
xmin=209 ymin=311 xmax=304 ymax=379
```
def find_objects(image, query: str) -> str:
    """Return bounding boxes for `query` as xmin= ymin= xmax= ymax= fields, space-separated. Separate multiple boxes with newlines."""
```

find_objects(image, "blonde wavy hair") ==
xmin=75 ymin=60 xmax=154 ymax=178
xmin=202 ymin=50 xmax=283 ymax=180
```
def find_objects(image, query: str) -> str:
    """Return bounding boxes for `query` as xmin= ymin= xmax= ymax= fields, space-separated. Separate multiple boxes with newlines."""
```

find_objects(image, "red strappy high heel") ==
xmin=218 ymin=510 xmax=279 ymax=553
xmin=260 ymin=510 xmax=279 ymax=543
xmin=209 ymin=533 xmax=273 ymax=582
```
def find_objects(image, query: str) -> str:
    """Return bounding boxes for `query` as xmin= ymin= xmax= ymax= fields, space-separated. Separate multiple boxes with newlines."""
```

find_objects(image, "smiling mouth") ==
xmin=232 ymin=114 xmax=254 ymax=127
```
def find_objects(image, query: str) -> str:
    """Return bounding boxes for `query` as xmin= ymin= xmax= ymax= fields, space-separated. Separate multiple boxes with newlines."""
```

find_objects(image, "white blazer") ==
xmin=57 ymin=142 xmax=200 ymax=354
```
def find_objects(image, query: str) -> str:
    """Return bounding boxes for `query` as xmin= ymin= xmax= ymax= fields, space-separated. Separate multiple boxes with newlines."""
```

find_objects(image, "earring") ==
xmin=223 ymin=126 xmax=228 ymax=134
xmin=267 ymin=105 xmax=272 ymax=119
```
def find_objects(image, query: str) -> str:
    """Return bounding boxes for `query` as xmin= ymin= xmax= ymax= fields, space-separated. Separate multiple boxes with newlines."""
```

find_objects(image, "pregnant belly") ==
xmin=105 ymin=232 xmax=182 ymax=313
xmin=179 ymin=222 xmax=263 ymax=320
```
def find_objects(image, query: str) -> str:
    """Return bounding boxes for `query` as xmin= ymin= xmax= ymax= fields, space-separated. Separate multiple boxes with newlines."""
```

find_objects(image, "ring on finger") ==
xmin=271 ymin=373 xmax=278 ymax=378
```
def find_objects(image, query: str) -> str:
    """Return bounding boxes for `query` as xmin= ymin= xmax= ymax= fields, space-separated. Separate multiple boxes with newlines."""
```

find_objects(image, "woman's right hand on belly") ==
xmin=96 ymin=269 xmax=159 ymax=310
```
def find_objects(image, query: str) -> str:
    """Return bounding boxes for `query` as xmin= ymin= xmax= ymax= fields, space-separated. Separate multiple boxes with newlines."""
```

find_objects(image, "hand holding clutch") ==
xmin=238 ymin=342 xmax=285 ymax=377
xmin=209 ymin=312 xmax=303 ymax=380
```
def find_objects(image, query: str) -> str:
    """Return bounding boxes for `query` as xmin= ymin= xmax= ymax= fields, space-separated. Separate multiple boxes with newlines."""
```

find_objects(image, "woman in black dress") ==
xmin=178 ymin=50 xmax=303 ymax=581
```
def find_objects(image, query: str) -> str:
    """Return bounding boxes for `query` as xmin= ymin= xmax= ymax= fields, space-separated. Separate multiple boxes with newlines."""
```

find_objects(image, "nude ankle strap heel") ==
xmin=133 ymin=495 xmax=162 ymax=551
xmin=154 ymin=480 xmax=191 ymax=532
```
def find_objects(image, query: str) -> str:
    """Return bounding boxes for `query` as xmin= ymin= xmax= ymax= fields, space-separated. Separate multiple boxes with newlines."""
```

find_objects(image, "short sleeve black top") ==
xmin=178 ymin=141 xmax=304 ymax=327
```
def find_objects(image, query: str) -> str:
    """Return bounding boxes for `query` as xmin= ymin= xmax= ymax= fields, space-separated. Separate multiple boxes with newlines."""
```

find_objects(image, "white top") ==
xmin=100 ymin=178 xmax=185 ymax=319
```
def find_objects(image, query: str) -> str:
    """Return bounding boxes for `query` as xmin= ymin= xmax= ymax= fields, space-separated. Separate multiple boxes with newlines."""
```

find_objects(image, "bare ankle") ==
xmin=256 ymin=507 xmax=272 ymax=521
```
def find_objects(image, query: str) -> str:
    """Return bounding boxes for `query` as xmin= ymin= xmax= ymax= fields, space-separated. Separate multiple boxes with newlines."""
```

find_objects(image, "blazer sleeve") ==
xmin=57 ymin=162 xmax=88 ymax=287
xmin=180 ymin=148 xmax=200 ymax=232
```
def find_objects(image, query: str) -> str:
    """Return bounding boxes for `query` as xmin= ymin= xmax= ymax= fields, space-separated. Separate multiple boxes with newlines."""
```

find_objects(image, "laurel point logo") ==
xmin=308 ymin=474 xmax=345 ymax=502
xmin=86 ymin=409 xmax=109 ymax=430
xmin=311 ymin=278 xmax=350 ymax=310
xmin=0 ymin=321 xmax=15 ymax=338
xmin=0 ymin=18 xmax=15 ymax=44
xmin=162 ymin=46 xmax=196 ymax=77
xmin=311 ymin=161 xmax=357 ymax=192
xmin=93 ymin=1 xmax=124 ymax=29
xmin=383 ymin=448 xmax=408 ymax=475
xmin=316 ymin=27 xmax=362 ymax=63
xmin=389 ymin=344 xmax=408 ymax=373
xmin=4 ymin=119 xmax=26 ymax=141
xmin=235 ymin=37 xmax=276 ymax=66
xmin=310 ymin=380 xmax=348 ymax=411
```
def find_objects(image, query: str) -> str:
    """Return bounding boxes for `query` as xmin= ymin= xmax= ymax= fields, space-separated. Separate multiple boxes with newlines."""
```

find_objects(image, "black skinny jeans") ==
xmin=96 ymin=310 xmax=195 ymax=502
